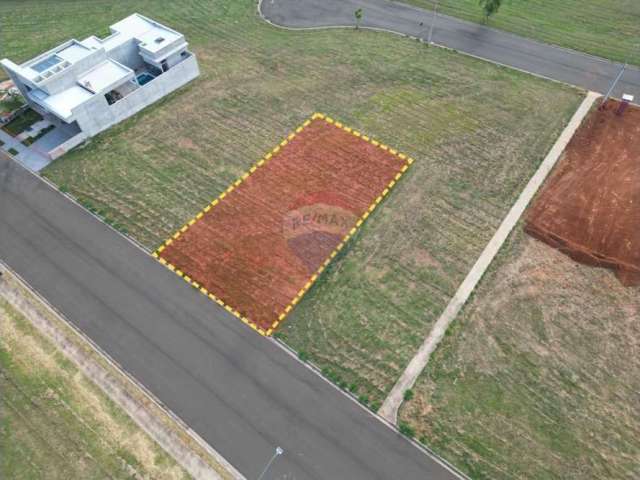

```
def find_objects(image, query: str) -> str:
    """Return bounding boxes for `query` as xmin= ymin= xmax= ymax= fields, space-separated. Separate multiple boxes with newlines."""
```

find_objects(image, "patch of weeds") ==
xmin=403 ymin=389 xmax=414 ymax=401
xmin=399 ymin=422 xmax=416 ymax=438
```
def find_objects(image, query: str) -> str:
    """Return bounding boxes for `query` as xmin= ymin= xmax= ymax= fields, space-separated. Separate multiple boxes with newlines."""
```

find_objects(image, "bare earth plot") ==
xmin=7 ymin=0 xmax=581 ymax=409
xmin=399 ymin=104 xmax=640 ymax=479
xmin=526 ymin=100 xmax=640 ymax=286
xmin=157 ymin=115 xmax=411 ymax=334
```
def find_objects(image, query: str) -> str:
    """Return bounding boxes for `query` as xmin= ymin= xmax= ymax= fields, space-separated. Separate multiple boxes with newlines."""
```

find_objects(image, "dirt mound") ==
xmin=525 ymin=99 xmax=640 ymax=286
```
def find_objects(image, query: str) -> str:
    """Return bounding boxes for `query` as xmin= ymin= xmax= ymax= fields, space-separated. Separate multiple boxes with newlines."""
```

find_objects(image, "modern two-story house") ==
xmin=1 ymin=13 xmax=199 ymax=160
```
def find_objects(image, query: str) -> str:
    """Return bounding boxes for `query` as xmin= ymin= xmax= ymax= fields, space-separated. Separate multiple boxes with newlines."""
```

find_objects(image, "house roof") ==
xmin=112 ymin=14 xmax=182 ymax=52
xmin=77 ymin=59 xmax=132 ymax=94
xmin=32 ymin=86 xmax=93 ymax=120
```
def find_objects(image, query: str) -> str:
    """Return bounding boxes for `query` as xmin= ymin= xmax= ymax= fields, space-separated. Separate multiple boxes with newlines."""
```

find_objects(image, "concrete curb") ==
xmin=0 ymin=261 xmax=245 ymax=480
xmin=378 ymin=91 xmax=601 ymax=424
xmin=272 ymin=337 xmax=472 ymax=480
xmin=258 ymin=0 xmax=640 ymax=106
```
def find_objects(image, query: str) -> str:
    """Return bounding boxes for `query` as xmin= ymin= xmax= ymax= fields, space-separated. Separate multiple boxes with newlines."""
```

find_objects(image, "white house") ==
xmin=1 ymin=13 xmax=199 ymax=160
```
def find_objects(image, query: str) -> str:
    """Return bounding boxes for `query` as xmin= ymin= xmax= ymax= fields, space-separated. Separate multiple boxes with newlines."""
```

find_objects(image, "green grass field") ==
xmin=399 ymin=227 xmax=640 ymax=479
xmin=402 ymin=0 xmax=640 ymax=66
xmin=0 ymin=0 xmax=581 ymax=409
xmin=0 ymin=297 xmax=190 ymax=480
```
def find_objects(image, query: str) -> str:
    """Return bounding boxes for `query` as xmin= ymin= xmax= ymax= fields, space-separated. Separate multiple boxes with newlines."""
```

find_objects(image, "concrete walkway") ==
xmin=260 ymin=0 xmax=640 ymax=100
xmin=378 ymin=91 xmax=600 ymax=424
xmin=0 ymin=127 xmax=51 ymax=171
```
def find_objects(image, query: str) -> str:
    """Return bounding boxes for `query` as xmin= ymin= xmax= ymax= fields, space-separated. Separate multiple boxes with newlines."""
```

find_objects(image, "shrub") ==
xmin=403 ymin=389 xmax=414 ymax=401
xmin=399 ymin=422 xmax=416 ymax=438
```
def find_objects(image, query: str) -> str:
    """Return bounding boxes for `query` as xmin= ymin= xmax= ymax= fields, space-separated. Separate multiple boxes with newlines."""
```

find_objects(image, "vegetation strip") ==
xmin=0 ymin=263 xmax=242 ymax=479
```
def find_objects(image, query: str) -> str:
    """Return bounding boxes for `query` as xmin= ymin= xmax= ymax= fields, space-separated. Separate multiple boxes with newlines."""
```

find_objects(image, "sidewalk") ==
xmin=378 ymin=91 xmax=601 ymax=424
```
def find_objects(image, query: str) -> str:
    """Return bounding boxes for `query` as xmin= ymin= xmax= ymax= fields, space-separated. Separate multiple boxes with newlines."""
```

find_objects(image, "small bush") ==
xmin=298 ymin=350 xmax=309 ymax=362
xmin=358 ymin=395 xmax=369 ymax=405
xmin=8 ymin=147 xmax=18 ymax=156
xmin=403 ymin=389 xmax=414 ymax=401
xmin=399 ymin=422 xmax=416 ymax=438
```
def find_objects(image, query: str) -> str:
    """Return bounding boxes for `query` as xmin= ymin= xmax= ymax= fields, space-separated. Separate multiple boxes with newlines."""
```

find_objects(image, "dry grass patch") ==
xmin=400 ymin=228 xmax=640 ymax=479
xmin=0 ymin=297 xmax=190 ymax=480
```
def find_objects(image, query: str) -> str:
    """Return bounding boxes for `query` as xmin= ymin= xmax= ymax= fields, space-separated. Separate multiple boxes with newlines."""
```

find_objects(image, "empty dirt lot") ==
xmin=526 ymin=100 xmax=640 ymax=286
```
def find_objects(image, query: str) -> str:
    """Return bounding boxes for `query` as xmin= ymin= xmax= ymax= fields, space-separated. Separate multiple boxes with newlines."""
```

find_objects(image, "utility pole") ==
xmin=600 ymin=42 xmax=639 ymax=109
xmin=427 ymin=0 xmax=439 ymax=44
xmin=600 ymin=62 xmax=627 ymax=109
xmin=257 ymin=446 xmax=283 ymax=480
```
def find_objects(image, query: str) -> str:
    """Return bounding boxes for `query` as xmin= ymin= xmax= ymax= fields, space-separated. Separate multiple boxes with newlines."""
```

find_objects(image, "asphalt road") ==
xmin=0 ymin=155 xmax=462 ymax=479
xmin=261 ymin=0 xmax=640 ymax=100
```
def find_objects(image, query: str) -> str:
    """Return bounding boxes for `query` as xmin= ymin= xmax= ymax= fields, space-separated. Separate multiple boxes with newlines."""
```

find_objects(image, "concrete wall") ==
xmin=165 ymin=50 xmax=187 ymax=69
xmin=49 ymin=131 xmax=89 ymax=160
xmin=107 ymin=39 xmax=145 ymax=71
xmin=109 ymin=53 xmax=199 ymax=123
xmin=71 ymin=53 xmax=199 ymax=138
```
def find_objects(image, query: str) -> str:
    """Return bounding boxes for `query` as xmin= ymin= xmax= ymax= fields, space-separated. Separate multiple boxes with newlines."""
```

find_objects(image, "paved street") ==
xmin=261 ymin=0 xmax=640 ymax=100
xmin=0 ymin=153 xmax=460 ymax=479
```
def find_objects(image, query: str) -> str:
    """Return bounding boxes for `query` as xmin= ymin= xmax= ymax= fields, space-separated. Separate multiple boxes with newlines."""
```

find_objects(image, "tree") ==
xmin=354 ymin=8 xmax=363 ymax=29
xmin=479 ymin=0 xmax=502 ymax=21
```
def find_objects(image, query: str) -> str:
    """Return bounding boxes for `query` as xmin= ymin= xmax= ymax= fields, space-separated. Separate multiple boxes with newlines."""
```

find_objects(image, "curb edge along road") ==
xmin=258 ymin=0 xmax=640 ymax=104
xmin=2 ymin=138 xmax=470 ymax=479
xmin=0 ymin=257 xmax=245 ymax=480
xmin=0 ymin=145 xmax=466 ymax=477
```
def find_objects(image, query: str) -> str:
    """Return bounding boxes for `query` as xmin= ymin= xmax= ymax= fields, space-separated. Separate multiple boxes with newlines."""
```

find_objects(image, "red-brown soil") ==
xmin=525 ymin=99 xmax=640 ymax=286
xmin=159 ymin=117 xmax=409 ymax=332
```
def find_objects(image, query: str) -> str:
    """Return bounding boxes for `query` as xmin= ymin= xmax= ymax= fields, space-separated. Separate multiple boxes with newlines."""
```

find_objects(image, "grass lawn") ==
xmin=2 ymin=108 xmax=42 ymax=136
xmin=1 ymin=0 xmax=582 ymax=409
xmin=0 ymin=297 xmax=190 ymax=480
xmin=399 ymin=227 xmax=640 ymax=479
xmin=401 ymin=0 xmax=640 ymax=66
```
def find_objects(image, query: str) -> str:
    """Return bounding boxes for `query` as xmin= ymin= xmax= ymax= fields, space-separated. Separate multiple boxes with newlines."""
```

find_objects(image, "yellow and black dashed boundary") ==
xmin=153 ymin=112 xmax=414 ymax=336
